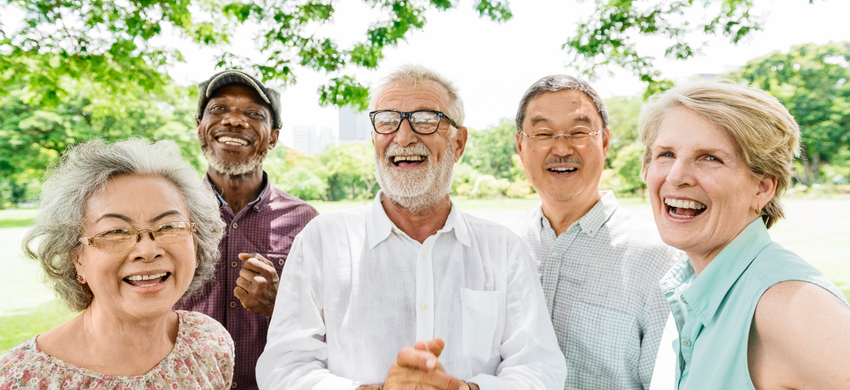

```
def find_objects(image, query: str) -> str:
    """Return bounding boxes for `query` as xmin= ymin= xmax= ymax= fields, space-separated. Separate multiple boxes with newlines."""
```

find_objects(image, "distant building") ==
xmin=338 ymin=105 xmax=371 ymax=144
xmin=291 ymin=125 xmax=337 ymax=156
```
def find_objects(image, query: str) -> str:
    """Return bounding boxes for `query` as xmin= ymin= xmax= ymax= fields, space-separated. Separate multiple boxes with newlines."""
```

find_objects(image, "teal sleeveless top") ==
xmin=659 ymin=219 xmax=850 ymax=390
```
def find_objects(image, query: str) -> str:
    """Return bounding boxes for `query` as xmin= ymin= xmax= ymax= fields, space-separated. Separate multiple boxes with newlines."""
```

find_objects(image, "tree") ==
xmin=318 ymin=143 xmax=377 ymax=200
xmin=1 ymin=0 xmax=511 ymax=110
xmin=564 ymin=0 xmax=814 ymax=97
xmin=603 ymin=93 xmax=643 ymax=166
xmin=0 ymin=77 xmax=201 ymax=206
xmin=725 ymin=42 xmax=850 ymax=185
xmin=462 ymin=119 xmax=516 ymax=180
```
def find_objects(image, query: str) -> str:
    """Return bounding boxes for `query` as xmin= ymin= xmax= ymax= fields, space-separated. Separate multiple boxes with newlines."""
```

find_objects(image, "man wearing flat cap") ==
xmin=174 ymin=69 xmax=318 ymax=390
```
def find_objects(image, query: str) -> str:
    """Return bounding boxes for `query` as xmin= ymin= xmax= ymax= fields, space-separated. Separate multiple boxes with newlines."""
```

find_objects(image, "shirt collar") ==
xmin=366 ymin=190 xmax=470 ymax=249
xmin=537 ymin=190 xmax=618 ymax=237
xmin=675 ymin=218 xmax=772 ymax=327
xmin=204 ymin=172 xmax=271 ymax=211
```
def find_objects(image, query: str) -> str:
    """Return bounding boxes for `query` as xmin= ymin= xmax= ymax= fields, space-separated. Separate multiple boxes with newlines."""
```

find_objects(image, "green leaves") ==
xmin=725 ymin=42 xmax=850 ymax=184
xmin=565 ymin=0 xmax=765 ymax=97
xmin=1 ymin=0 xmax=513 ymax=109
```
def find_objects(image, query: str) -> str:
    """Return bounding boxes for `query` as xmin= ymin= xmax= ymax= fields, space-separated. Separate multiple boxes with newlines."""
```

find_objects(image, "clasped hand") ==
xmin=381 ymin=338 xmax=475 ymax=390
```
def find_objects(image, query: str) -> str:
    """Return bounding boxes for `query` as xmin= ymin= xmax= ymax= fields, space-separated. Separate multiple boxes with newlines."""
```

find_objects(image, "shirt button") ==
xmin=232 ymin=223 xmax=238 ymax=229
xmin=681 ymin=296 xmax=688 ymax=304
xmin=253 ymin=205 xmax=259 ymax=210
xmin=550 ymin=252 xmax=558 ymax=257
xmin=421 ymin=252 xmax=427 ymax=258
xmin=421 ymin=304 xmax=428 ymax=311
xmin=681 ymin=338 xmax=692 ymax=347
xmin=278 ymin=259 xmax=285 ymax=266
xmin=229 ymin=302 xmax=237 ymax=308
xmin=231 ymin=261 xmax=238 ymax=268
xmin=546 ymin=298 xmax=550 ymax=306
xmin=232 ymin=382 xmax=237 ymax=388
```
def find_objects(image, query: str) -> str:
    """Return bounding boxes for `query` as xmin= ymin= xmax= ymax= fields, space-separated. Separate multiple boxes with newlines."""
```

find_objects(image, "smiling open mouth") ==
xmin=665 ymin=198 xmax=707 ymax=219
xmin=216 ymin=136 xmax=248 ymax=146
xmin=548 ymin=167 xmax=577 ymax=173
xmin=391 ymin=155 xmax=427 ymax=167
xmin=124 ymin=272 xmax=170 ymax=287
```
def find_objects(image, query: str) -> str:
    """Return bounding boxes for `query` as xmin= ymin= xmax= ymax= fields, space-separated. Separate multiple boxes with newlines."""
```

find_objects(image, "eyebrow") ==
xmin=95 ymin=210 xmax=183 ymax=224
xmin=529 ymin=114 xmax=595 ymax=128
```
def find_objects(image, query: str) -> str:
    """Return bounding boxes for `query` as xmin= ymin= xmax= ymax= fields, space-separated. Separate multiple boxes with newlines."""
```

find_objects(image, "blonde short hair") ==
xmin=638 ymin=80 xmax=801 ymax=228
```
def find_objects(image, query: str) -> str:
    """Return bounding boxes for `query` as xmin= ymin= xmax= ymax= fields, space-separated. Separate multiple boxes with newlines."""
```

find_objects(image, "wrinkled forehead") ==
xmin=375 ymin=80 xmax=450 ymax=111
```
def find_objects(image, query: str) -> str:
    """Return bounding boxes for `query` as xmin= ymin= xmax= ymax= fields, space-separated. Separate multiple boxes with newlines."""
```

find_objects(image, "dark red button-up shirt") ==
xmin=175 ymin=174 xmax=318 ymax=390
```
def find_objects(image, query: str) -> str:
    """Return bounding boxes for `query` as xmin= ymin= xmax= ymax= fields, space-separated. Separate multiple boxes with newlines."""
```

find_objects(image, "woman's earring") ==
xmin=76 ymin=275 xmax=86 ymax=284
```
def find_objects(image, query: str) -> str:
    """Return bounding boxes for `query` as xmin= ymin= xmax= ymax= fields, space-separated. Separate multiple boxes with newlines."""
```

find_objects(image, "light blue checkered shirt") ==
xmin=504 ymin=191 xmax=682 ymax=390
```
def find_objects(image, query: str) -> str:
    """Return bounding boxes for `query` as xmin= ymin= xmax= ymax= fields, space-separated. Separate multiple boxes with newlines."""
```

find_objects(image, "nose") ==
xmin=221 ymin=110 xmax=249 ymax=128
xmin=132 ymin=228 xmax=162 ymax=262
xmin=549 ymin=134 xmax=576 ymax=156
xmin=393 ymin=117 xmax=419 ymax=147
xmin=666 ymin=158 xmax=695 ymax=187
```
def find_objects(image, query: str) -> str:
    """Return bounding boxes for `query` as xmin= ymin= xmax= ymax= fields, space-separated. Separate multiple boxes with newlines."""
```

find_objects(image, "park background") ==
xmin=1 ymin=0 xmax=849 ymax=352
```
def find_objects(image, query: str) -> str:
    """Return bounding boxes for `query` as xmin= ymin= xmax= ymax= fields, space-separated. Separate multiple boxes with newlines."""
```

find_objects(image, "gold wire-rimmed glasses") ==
xmin=79 ymin=221 xmax=196 ymax=253
xmin=520 ymin=126 xmax=604 ymax=147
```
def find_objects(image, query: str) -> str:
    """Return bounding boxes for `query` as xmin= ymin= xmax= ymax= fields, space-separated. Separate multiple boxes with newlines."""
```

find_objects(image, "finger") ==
xmin=425 ymin=338 xmax=445 ymax=358
xmin=414 ymin=340 xmax=428 ymax=351
xmin=239 ymin=252 xmax=274 ymax=266
xmin=233 ymin=285 xmax=248 ymax=301
xmin=396 ymin=347 xmax=438 ymax=370
xmin=396 ymin=366 xmax=468 ymax=390
xmin=242 ymin=258 xmax=278 ymax=278
xmin=235 ymin=276 xmax=254 ymax=292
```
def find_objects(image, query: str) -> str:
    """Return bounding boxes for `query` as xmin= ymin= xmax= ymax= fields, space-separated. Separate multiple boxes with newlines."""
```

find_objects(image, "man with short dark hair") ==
xmin=175 ymin=69 xmax=318 ymax=390
xmin=505 ymin=74 xmax=682 ymax=390
xmin=256 ymin=65 xmax=566 ymax=390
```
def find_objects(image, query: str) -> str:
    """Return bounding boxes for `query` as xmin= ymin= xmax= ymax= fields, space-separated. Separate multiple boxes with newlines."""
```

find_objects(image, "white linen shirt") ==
xmin=256 ymin=193 xmax=566 ymax=390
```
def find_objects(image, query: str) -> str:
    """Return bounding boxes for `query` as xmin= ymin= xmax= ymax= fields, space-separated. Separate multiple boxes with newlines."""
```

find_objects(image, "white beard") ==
xmin=375 ymin=141 xmax=455 ymax=214
xmin=201 ymin=143 xmax=267 ymax=176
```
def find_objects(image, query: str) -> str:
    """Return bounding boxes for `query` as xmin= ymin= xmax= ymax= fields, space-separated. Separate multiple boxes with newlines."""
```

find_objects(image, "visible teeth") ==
xmin=550 ymin=167 xmax=577 ymax=172
xmin=126 ymin=272 xmax=167 ymax=281
xmin=392 ymin=155 xmax=425 ymax=162
xmin=664 ymin=198 xmax=706 ymax=210
xmin=217 ymin=136 xmax=248 ymax=146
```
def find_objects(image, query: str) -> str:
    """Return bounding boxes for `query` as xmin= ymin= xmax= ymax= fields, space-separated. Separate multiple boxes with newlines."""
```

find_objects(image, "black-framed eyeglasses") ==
xmin=79 ymin=221 xmax=196 ymax=253
xmin=520 ymin=126 xmax=604 ymax=147
xmin=369 ymin=110 xmax=459 ymax=135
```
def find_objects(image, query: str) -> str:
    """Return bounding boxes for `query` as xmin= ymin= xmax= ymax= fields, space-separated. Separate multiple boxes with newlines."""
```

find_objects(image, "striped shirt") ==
xmin=503 ymin=191 xmax=681 ymax=390
xmin=175 ymin=173 xmax=318 ymax=390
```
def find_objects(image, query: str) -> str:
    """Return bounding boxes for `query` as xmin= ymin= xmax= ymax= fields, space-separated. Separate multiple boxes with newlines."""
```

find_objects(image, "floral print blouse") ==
xmin=0 ymin=310 xmax=234 ymax=389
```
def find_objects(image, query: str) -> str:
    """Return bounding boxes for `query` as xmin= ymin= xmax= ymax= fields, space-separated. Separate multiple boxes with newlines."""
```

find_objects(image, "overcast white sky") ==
xmin=5 ymin=0 xmax=850 ymax=142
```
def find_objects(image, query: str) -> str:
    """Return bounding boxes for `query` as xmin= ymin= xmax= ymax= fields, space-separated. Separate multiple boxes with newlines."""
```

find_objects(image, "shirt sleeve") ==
xmin=467 ymin=239 xmax=567 ymax=390
xmin=255 ymin=222 xmax=360 ymax=390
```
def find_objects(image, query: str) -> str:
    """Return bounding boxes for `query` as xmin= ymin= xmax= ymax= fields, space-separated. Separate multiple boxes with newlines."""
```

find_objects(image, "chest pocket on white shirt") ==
xmin=460 ymin=288 xmax=505 ymax=362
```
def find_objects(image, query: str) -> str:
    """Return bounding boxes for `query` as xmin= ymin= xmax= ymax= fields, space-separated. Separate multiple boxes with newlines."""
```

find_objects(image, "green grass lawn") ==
xmin=1 ymin=196 xmax=848 ymax=354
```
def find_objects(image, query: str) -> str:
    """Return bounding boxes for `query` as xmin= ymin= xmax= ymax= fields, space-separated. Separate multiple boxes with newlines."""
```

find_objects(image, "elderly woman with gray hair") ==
xmin=640 ymin=81 xmax=850 ymax=389
xmin=0 ymin=139 xmax=232 ymax=389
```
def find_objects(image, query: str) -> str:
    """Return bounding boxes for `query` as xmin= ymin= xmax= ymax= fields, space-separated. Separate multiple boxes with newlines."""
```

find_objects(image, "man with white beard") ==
xmin=256 ymin=65 xmax=566 ymax=390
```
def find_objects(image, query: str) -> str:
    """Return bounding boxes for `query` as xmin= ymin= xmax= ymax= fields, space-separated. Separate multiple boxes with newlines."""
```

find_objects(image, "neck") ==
xmin=540 ymin=190 xmax=603 ymax=236
xmin=207 ymin=167 xmax=264 ymax=213
xmin=67 ymin=302 xmax=178 ymax=376
xmin=381 ymin=193 xmax=453 ymax=244
xmin=688 ymin=215 xmax=760 ymax=276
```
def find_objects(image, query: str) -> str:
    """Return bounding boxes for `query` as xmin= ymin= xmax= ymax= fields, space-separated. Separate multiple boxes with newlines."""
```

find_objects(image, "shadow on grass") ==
xmin=0 ymin=300 xmax=78 ymax=353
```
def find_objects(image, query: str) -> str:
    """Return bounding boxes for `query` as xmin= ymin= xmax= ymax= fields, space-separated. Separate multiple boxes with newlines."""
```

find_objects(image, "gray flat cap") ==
xmin=196 ymin=69 xmax=283 ymax=129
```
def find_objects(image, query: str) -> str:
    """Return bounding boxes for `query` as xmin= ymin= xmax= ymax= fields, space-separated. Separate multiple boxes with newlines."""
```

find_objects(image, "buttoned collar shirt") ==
xmin=504 ymin=191 xmax=682 ymax=390
xmin=256 ymin=191 xmax=567 ymax=390
xmin=174 ymin=173 xmax=318 ymax=390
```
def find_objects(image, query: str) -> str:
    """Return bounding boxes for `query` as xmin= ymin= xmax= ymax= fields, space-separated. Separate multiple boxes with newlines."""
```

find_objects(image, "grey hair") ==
xmin=515 ymin=74 xmax=609 ymax=133
xmin=22 ymin=139 xmax=226 ymax=311
xmin=369 ymin=64 xmax=465 ymax=138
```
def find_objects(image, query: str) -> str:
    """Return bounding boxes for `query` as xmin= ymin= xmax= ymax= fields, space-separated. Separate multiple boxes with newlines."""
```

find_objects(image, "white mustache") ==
xmin=385 ymin=143 xmax=432 ymax=162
